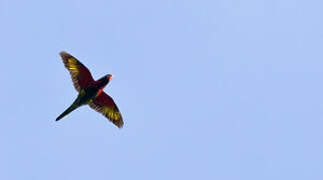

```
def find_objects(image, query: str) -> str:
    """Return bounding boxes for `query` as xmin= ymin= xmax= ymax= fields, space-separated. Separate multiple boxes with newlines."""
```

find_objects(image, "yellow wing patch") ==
xmin=103 ymin=107 xmax=122 ymax=120
xmin=67 ymin=58 xmax=79 ymax=75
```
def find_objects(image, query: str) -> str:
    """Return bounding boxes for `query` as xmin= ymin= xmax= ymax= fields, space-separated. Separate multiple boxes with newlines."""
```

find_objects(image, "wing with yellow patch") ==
xmin=60 ymin=51 xmax=95 ymax=92
xmin=89 ymin=92 xmax=123 ymax=128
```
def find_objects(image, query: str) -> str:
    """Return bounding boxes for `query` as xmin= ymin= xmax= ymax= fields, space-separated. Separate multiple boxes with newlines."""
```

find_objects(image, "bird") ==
xmin=56 ymin=51 xmax=123 ymax=128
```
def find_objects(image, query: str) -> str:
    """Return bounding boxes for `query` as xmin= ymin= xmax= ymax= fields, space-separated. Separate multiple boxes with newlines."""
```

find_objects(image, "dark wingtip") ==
xmin=59 ymin=51 xmax=72 ymax=60
xmin=59 ymin=51 xmax=68 ymax=55
xmin=114 ymin=119 xmax=124 ymax=129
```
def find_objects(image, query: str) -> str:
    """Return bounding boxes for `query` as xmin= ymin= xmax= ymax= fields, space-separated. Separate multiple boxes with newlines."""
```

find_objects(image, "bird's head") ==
xmin=97 ymin=74 xmax=113 ymax=89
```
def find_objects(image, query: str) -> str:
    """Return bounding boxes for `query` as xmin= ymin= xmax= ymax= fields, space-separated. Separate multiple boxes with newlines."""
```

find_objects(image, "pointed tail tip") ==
xmin=55 ymin=116 xmax=62 ymax=121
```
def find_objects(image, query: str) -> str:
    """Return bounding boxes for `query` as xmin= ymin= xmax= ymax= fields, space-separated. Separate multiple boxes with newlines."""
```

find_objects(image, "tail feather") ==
xmin=56 ymin=104 xmax=78 ymax=121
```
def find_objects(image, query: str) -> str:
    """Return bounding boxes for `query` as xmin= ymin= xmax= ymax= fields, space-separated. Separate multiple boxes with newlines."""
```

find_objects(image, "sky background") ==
xmin=1 ymin=0 xmax=323 ymax=179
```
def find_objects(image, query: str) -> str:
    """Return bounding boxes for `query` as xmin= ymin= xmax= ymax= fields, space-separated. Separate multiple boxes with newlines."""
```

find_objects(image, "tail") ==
xmin=56 ymin=104 xmax=78 ymax=121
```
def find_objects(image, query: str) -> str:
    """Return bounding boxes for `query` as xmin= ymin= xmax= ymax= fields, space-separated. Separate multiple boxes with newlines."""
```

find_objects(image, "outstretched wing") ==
xmin=89 ymin=92 xmax=123 ymax=128
xmin=60 ymin=51 xmax=95 ymax=92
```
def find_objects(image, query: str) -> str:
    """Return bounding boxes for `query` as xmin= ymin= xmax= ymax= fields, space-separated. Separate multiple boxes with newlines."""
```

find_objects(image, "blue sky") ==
xmin=1 ymin=0 xmax=323 ymax=179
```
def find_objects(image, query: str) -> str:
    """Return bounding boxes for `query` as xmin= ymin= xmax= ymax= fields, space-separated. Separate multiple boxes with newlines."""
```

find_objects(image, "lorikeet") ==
xmin=56 ymin=51 xmax=123 ymax=128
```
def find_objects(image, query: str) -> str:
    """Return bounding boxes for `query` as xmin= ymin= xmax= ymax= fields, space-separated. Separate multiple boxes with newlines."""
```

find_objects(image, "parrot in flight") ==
xmin=56 ymin=51 xmax=123 ymax=128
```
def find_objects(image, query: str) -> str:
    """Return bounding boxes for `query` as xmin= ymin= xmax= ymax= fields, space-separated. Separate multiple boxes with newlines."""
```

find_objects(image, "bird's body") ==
xmin=56 ymin=51 xmax=123 ymax=128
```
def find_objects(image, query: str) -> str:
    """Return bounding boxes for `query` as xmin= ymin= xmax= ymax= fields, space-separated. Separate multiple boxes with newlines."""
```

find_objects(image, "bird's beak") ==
xmin=108 ymin=74 xmax=113 ymax=80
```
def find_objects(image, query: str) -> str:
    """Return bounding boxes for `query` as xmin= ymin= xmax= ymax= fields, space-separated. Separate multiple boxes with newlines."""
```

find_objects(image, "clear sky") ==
xmin=1 ymin=0 xmax=323 ymax=179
